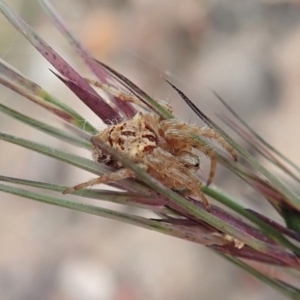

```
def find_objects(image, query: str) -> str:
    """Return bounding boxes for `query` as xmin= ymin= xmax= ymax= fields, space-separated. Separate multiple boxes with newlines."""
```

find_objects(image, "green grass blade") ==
xmin=0 ymin=182 xmax=227 ymax=246
xmin=0 ymin=102 xmax=91 ymax=148
xmin=203 ymin=110 xmax=300 ymax=211
xmin=0 ymin=59 xmax=97 ymax=133
xmin=210 ymin=94 xmax=300 ymax=211
xmin=0 ymin=182 xmax=167 ymax=231
xmin=40 ymin=90 xmax=97 ymax=134
xmin=203 ymin=186 xmax=300 ymax=254
xmin=0 ymin=175 xmax=164 ymax=209
xmin=219 ymin=114 xmax=300 ymax=184
xmin=281 ymin=209 xmax=300 ymax=235
xmin=214 ymin=90 xmax=300 ymax=175
xmin=0 ymin=132 xmax=151 ymax=195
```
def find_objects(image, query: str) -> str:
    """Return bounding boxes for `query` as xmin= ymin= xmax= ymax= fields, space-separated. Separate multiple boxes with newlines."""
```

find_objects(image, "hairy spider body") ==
xmin=64 ymin=110 xmax=237 ymax=211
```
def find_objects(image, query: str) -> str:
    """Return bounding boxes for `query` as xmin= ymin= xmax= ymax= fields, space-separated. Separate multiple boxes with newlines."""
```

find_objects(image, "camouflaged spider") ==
xmin=64 ymin=94 xmax=237 ymax=211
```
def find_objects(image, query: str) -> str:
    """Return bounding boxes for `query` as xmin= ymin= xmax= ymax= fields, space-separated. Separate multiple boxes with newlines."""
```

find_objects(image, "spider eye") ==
xmin=142 ymin=134 xmax=157 ymax=143
xmin=121 ymin=131 xmax=135 ymax=137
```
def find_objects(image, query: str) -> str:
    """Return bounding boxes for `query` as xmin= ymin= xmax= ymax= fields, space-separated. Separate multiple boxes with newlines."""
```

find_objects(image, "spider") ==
xmin=63 ymin=100 xmax=237 ymax=211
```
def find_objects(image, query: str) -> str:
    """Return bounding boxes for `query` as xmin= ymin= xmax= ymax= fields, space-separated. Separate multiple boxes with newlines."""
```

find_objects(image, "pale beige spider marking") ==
xmin=223 ymin=234 xmax=245 ymax=249
xmin=64 ymin=108 xmax=237 ymax=211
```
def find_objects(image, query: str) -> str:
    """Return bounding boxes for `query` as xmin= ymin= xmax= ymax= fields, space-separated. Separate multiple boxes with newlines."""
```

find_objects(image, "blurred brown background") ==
xmin=1 ymin=0 xmax=300 ymax=299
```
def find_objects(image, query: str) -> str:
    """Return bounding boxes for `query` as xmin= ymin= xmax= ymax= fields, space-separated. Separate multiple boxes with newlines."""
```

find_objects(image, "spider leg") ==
xmin=160 ymin=120 xmax=237 ymax=161
xmin=63 ymin=168 xmax=136 ymax=194
xmin=194 ymin=127 xmax=237 ymax=161
xmin=174 ymin=143 xmax=217 ymax=186
xmin=159 ymin=127 xmax=217 ymax=186
xmin=146 ymin=148 xmax=210 ymax=211
xmin=195 ymin=144 xmax=217 ymax=186
xmin=84 ymin=77 xmax=138 ymax=104
xmin=85 ymin=77 xmax=172 ymax=114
